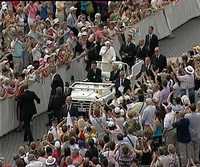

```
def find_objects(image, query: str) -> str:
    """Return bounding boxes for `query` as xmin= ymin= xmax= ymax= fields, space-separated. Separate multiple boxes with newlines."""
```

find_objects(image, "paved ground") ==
xmin=160 ymin=17 xmax=200 ymax=57
xmin=1 ymin=17 xmax=200 ymax=164
xmin=0 ymin=113 xmax=48 ymax=165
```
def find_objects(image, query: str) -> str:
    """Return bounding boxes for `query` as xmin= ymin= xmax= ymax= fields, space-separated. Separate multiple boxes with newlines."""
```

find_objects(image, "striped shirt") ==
xmin=177 ymin=74 xmax=195 ymax=89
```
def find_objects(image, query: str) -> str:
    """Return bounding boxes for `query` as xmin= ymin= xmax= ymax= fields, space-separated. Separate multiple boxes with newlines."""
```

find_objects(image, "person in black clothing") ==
xmin=6 ymin=53 xmax=14 ymax=69
xmin=63 ymin=96 xmax=79 ymax=118
xmin=172 ymin=112 xmax=191 ymax=166
xmin=136 ymin=39 xmax=149 ymax=61
xmin=120 ymin=34 xmax=137 ymax=67
xmin=115 ymin=70 xmax=131 ymax=97
xmin=109 ymin=64 xmax=120 ymax=82
xmin=51 ymin=73 xmax=64 ymax=96
xmin=145 ymin=26 xmax=159 ymax=58
xmin=64 ymin=82 xmax=72 ymax=97
xmin=136 ymin=56 xmax=155 ymax=81
xmin=151 ymin=47 xmax=167 ymax=73
xmin=85 ymin=138 xmax=99 ymax=161
xmin=19 ymin=84 xmax=40 ymax=142
xmin=87 ymin=61 xmax=102 ymax=82
xmin=48 ymin=87 xmax=65 ymax=122
xmin=85 ymin=34 xmax=101 ymax=71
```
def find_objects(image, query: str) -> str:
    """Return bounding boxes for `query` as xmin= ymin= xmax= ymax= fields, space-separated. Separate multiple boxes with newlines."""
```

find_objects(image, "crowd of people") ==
xmin=0 ymin=0 xmax=200 ymax=167
xmin=0 ymin=0 xmax=177 ymax=100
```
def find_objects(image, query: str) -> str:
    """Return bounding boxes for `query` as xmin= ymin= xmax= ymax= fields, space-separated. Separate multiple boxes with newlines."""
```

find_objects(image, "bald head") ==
xmin=154 ymin=47 xmax=160 ymax=55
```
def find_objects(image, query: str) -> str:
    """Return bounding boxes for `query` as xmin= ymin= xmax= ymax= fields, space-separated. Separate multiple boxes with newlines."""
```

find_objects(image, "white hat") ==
xmin=185 ymin=65 xmax=194 ymax=75
xmin=181 ymin=95 xmax=191 ymax=106
xmin=2 ymin=4 xmax=7 ymax=11
xmin=1 ymin=2 xmax=7 ymax=10
xmin=108 ymin=121 xmax=115 ymax=128
xmin=81 ymin=31 xmax=88 ymax=36
xmin=70 ymin=6 xmax=77 ymax=11
xmin=54 ymin=141 xmax=61 ymax=148
xmin=27 ymin=65 xmax=34 ymax=71
xmin=95 ymin=13 xmax=101 ymax=17
xmin=46 ymin=156 xmax=56 ymax=166
xmin=105 ymin=41 xmax=111 ymax=45
xmin=114 ymin=107 xmax=120 ymax=114
xmin=1 ymin=1 xmax=6 ymax=6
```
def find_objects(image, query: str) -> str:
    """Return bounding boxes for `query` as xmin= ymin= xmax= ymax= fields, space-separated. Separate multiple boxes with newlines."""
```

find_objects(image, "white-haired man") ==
xmin=99 ymin=41 xmax=116 ymax=63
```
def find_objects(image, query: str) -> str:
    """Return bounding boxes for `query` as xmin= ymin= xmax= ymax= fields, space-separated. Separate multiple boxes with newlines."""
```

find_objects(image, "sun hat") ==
xmin=105 ymin=41 xmax=111 ymax=45
xmin=95 ymin=13 xmax=101 ymax=17
xmin=46 ymin=156 xmax=56 ymax=166
xmin=54 ymin=141 xmax=61 ymax=148
xmin=185 ymin=65 xmax=194 ymax=75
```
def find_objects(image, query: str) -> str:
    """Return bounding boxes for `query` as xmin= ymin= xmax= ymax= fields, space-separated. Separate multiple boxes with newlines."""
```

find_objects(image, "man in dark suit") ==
xmin=152 ymin=47 xmax=167 ymax=73
xmin=87 ymin=61 xmax=102 ymax=82
xmin=109 ymin=64 xmax=120 ymax=82
xmin=64 ymin=96 xmax=79 ymax=118
xmin=136 ymin=39 xmax=149 ymax=61
xmin=136 ymin=56 xmax=155 ymax=81
xmin=120 ymin=34 xmax=137 ymax=67
xmin=19 ymin=84 xmax=40 ymax=142
xmin=115 ymin=71 xmax=131 ymax=97
xmin=145 ymin=26 xmax=159 ymax=58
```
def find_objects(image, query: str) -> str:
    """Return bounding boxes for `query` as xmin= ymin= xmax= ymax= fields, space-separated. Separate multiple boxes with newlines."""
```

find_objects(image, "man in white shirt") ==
xmin=99 ymin=41 xmax=116 ymax=63
xmin=177 ymin=65 xmax=195 ymax=103
xmin=163 ymin=106 xmax=176 ymax=145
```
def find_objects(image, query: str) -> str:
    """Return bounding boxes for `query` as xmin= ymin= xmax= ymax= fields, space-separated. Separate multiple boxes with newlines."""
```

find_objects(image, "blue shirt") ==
xmin=13 ymin=40 xmax=24 ymax=58
xmin=40 ymin=5 xmax=48 ymax=20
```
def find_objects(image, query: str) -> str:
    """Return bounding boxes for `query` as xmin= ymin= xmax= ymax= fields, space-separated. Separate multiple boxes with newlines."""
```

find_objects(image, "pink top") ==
xmin=28 ymin=3 xmax=39 ymax=19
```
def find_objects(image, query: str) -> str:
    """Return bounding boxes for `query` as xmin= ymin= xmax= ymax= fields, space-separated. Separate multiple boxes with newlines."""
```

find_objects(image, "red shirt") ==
xmin=11 ymin=0 xmax=20 ymax=9
xmin=52 ymin=149 xmax=61 ymax=165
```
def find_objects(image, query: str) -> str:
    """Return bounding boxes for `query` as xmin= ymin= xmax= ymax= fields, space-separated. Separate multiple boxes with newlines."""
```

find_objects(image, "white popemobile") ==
xmin=70 ymin=60 xmax=144 ymax=114
xmin=70 ymin=81 xmax=115 ymax=113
